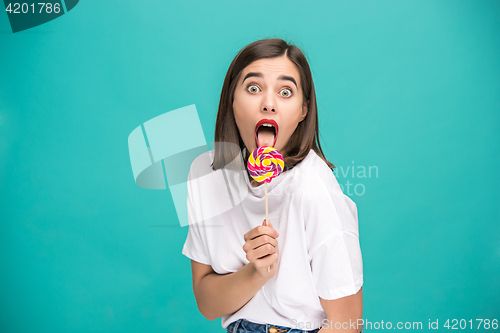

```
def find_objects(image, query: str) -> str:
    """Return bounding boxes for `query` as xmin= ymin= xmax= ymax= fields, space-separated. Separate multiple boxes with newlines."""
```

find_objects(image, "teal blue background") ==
xmin=1 ymin=1 xmax=499 ymax=332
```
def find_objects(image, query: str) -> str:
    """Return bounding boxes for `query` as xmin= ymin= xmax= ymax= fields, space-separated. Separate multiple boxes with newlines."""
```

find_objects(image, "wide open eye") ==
xmin=247 ymin=84 xmax=260 ymax=94
xmin=279 ymin=88 xmax=292 ymax=97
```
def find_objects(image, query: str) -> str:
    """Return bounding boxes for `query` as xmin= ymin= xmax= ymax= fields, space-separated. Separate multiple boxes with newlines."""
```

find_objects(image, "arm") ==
xmin=190 ymin=220 xmax=279 ymax=320
xmin=190 ymin=260 xmax=268 ymax=321
xmin=318 ymin=287 xmax=363 ymax=332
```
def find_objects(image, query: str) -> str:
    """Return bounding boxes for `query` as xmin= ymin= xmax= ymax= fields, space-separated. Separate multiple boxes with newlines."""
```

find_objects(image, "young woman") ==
xmin=182 ymin=38 xmax=363 ymax=333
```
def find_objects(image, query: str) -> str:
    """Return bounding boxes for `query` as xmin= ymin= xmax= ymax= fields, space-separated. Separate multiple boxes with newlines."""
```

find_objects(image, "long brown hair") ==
xmin=212 ymin=38 xmax=335 ymax=172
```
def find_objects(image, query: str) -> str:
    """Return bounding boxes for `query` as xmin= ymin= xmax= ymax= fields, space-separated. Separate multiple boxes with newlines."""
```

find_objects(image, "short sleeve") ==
xmin=310 ymin=230 xmax=363 ymax=300
xmin=181 ymin=174 xmax=212 ymax=266
xmin=300 ymin=163 xmax=363 ymax=300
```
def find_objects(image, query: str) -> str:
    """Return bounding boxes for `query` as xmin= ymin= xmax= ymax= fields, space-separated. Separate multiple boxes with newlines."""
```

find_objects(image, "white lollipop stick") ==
xmin=265 ymin=182 xmax=270 ymax=273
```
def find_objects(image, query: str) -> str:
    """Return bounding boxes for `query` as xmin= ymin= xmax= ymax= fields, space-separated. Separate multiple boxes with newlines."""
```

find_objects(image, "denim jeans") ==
xmin=227 ymin=319 xmax=319 ymax=333
xmin=226 ymin=318 xmax=364 ymax=333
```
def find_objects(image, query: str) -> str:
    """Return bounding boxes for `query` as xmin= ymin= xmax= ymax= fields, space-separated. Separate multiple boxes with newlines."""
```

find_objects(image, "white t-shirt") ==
xmin=182 ymin=148 xmax=363 ymax=329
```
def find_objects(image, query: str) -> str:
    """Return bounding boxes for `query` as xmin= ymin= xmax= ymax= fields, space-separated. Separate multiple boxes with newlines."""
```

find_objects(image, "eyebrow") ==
xmin=242 ymin=72 xmax=298 ymax=88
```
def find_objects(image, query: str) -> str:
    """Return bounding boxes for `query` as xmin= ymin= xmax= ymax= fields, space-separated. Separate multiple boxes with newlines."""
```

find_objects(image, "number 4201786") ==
xmin=5 ymin=3 xmax=61 ymax=14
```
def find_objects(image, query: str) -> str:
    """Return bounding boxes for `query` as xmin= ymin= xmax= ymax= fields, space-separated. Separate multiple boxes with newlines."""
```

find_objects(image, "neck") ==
xmin=250 ymin=179 xmax=263 ymax=188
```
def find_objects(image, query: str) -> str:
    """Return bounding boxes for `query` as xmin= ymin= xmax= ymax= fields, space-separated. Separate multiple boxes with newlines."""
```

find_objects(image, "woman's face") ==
xmin=233 ymin=55 xmax=308 ymax=154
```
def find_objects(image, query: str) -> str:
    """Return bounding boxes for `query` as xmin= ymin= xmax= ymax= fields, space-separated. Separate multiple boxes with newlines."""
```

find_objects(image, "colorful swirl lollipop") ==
xmin=247 ymin=146 xmax=284 ymax=183
xmin=247 ymin=146 xmax=284 ymax=274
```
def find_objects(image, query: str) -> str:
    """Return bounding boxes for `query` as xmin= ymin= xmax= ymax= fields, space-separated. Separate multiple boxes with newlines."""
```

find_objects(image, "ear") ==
xmin=300 ymin=100 xmax=309 ymax=122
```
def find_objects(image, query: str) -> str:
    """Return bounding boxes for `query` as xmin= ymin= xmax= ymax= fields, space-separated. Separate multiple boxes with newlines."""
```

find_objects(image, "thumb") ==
xmin=263 ymin=219 xmax=273 ymax=228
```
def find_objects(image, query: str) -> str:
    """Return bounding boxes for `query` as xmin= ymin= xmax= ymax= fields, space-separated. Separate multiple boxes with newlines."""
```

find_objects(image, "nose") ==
xmin=262 ymin=92 xmax=276 ymax=113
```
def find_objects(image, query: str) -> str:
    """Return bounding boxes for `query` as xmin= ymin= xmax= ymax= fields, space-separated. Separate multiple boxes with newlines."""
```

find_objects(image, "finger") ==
xmin=245 ymin=225 xmax=267 ymax=241
xmin=244 ymin=228 xmax=259 ymax=242
xmin=247 ymin=243 xmax=274 ymax=262
xmin=246 ymin=245 xmax=273 ymax=263
xmin=268 ymin=221 xmax=279 ymax=238
xmin=255 ymin=252 xmax=279 ymax=270
xmin=253 ymin=243 xmax=276 ymax=259
xmin=260 ymin=227 xmax=278 ymax=240
xmin=243 ymin=235 xmax=276 ymax=255
xmin=245 ymin=224 xmax=279 ymax=242
xmin=245 ymin=226 xmax=267 ymax=241
xmin=251 ymin=234 xmax=277 ymax=250
xmin=258 ymin=225 xmax=279 ymax=239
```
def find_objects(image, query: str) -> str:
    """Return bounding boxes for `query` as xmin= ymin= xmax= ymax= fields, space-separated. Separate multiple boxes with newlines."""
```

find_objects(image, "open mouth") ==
xmin=255 ymin=119 xmax=278 ymax=148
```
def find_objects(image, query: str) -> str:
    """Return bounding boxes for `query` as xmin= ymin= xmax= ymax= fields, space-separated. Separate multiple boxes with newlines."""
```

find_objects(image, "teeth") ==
xmin=262 ymin=123 xmax=274 ymax=128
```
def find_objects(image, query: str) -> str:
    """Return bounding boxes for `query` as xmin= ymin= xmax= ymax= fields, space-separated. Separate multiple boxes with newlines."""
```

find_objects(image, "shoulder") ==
xmin=293 ymin=151 xmax=359 ymax=240
xmin=188 ymin=149 xmax=215 ymax=181
xmin=293 ymin=150 xmax=358 ymax=224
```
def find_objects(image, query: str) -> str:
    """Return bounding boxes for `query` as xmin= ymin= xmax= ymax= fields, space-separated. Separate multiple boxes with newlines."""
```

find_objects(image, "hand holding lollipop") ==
xmin=248 ymin=146 xmax=284 ymax=272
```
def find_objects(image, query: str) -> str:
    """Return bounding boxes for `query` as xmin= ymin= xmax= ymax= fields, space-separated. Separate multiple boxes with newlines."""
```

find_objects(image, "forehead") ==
xmin=241 ymin=56 xmax=300 ymax=83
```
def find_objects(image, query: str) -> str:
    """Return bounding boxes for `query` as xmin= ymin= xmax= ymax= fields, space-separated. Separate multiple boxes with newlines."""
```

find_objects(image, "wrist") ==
xmin=247 ymin=263 xmax=269 ymax=283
